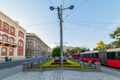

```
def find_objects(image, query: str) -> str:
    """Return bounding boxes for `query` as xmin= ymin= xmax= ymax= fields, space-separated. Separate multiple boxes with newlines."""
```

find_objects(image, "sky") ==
xmin=0 ymin=0 xmax=120 ymax=50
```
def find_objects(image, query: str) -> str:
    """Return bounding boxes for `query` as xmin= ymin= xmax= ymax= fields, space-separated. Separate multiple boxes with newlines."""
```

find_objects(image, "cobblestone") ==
xmin=2 ymin=70 xmax=120 ymax=80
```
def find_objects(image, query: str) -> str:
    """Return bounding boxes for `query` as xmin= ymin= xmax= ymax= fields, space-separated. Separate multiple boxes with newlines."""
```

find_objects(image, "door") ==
xmin=99 ymin=50 xmax=107 ymax=65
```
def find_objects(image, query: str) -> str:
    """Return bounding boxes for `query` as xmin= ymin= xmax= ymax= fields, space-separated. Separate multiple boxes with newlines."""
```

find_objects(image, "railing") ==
xmin=0 ymin=41 xmax=17 ymax=47
xmin=22 ymin=57 xmax=101 ymax=72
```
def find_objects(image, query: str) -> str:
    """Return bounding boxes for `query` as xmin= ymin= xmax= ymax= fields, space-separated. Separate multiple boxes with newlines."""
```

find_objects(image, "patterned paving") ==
xmin=2 ymin=70 xmax=120 ymax=80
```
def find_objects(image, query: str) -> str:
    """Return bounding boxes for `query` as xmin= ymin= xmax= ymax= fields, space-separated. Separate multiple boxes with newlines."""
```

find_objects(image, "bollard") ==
xmin=80 ymin=62 xmax=84 ymax=71
xmin=88 ymin=61 xmax=92 ymax=66
xmin=23 ymin=62 xmax=28 ymax=71
xmin=95 ymin=62 xmax=101 ymax=71
xmin=30 ymin=61 xmax=33 ymax=68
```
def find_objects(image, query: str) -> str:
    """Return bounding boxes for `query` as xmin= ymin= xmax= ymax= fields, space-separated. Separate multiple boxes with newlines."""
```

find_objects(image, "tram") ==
xmin=72 ymin=48 xmax=120 ymax=68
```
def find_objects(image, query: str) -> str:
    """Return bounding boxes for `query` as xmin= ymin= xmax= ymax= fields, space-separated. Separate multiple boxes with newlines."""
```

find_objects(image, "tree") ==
xmin=70 ymin=47 xmax=88 ymax=55
xmin=65 ymin=48 xmax=71 ymax=56
xmin=94 ymin=41 xmax=106 ymax=50
xmin=110 ymin=27 xmax=120 ymax=41
xmin=70 ymin=49 xmax=75 ymax=55
xmin=52 ymin=46 xmax=60 ymax=57
xmin=110 ymin=27 xmax=120 ymax=48
xmin=66 ymin=48 xmax=70 ymax=53
xmin=74 ymin=47 xmax=81 ymax=54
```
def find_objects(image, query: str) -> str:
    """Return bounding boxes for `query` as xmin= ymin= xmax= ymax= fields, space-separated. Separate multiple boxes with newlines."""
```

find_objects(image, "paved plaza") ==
xmin=2 ymin=70 xmax=120 ymax=80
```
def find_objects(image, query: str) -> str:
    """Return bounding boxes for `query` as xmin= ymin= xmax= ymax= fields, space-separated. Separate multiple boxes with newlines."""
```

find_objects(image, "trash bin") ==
xmin=5 ymin=57 xmax=12 ymax=62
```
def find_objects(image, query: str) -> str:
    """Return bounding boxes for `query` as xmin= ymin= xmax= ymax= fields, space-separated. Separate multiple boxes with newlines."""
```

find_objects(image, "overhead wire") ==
xmin=62 ymin=0 xmax=65 ymax=8
xmin=64 ymin=20 xmax=114 ymax=31
xmin=65 ymin=0 xmax=88 ymax=18
xmin=48 ymin=0 xmax=55 ymax=6
xmin=64 ymin=18 xmax=120 ymax=25
xmin=23 ymin=21 xmax=59 ymax=27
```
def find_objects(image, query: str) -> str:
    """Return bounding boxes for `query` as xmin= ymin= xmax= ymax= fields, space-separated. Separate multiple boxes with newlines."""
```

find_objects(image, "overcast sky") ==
xmin=0 ymin=0 xmax=120 ymax=50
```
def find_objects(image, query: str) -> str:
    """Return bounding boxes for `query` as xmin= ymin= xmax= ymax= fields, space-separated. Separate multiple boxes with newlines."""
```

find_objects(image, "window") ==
xmin=18 ymin=41 xmax=23 ymax=46
xmin=27 ymin=39 xmax=31 ymax=43
xmin=18 ymin=31 xmax=24 ymax=38
xmin=9 ymin=37 xmax=14 ymax=44
xmin=10 ymin=26 xmax=15 ymax=34
xmin=107 ymin=52 xmax=116 ymax=59
xmin=94 ymin=53 xmax=98 ymax=58
xmin=1 ymin=47 xmax=7 ymax=55
xmin=3 ymin=22 xmax=9 ymax=30
xmin=90 ymin=54 xmax=93 ymax=58
xmin=117 ymin=52 xmax=120 ymax=59
xmin=9 ymin=48 xmax=14 ymax=56
xmin=18 ymin=39 xmax=24 ymax=56
xmin=2 ymin=35 xmax=8 ymax=42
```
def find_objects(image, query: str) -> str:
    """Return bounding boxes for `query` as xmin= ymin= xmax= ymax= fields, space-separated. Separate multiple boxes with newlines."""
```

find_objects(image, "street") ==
xmin=0 ymin=57 xmax=49 ymax=70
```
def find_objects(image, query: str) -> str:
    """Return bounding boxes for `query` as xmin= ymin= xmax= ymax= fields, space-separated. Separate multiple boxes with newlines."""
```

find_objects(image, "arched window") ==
xmin=18 ymin=39 xmax=24 ymax=56
xmin=9 ymin=37 xmax=14 ymax=44
xmin=2 ymin=34 xmax=8 ymax=42
xmin=9 ymin=48 xmax=14 ymax=56
xmin=1 ymin=47 xmax=7 ymax=56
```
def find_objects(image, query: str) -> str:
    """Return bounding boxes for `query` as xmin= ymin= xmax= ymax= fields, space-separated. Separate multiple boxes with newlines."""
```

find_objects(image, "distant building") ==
xmin=63 ymin=46 xmax=75 ymax=56
xmin=26 ymin=33 xmax=51 ymax=58
xmin=63 ymin=46 xmax=75 ymax=52
xmin=0 ymin=11 xmax=26 ymax=62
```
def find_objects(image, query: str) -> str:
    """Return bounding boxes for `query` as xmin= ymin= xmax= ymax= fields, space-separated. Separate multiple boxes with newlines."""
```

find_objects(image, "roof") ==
xmin=107 ymin=48 xmax=120 ymax=52
xmin=26 ymin=33 xmax=50 ymax=48
xmin=80 ymin=51 xmax=98 ymax=54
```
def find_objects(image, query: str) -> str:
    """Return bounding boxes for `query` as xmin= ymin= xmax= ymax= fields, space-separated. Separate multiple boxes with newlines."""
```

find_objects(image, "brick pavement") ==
xmin=2 ymin=70 xmax=120 ymax=80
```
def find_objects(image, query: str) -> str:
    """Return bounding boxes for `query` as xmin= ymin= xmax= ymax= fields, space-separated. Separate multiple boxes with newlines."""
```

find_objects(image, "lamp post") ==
xmin=50 ymin=5 xmax=74 ymax=67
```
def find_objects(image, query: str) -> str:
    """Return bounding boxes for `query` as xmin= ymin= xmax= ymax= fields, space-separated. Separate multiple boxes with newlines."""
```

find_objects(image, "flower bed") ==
xmin=43 ymin=59 xmax=54 ymax=67
xmin=32 ymin=59 xmax=93 ymax=70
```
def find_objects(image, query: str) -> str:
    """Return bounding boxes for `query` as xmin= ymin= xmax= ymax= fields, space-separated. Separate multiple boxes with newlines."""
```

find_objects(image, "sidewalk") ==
xmin=101 ymin=66 xmax=120 ymax=78
xmin=2 ymin=70 xmax=120 ymax=80
xmin=0 ymin=66 xmax=22 ymax=79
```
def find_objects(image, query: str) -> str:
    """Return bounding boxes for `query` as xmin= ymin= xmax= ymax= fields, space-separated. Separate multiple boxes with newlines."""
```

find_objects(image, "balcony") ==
xmin=0 ymin=39 xmax=4 ymax=44
xmin=10 ymin=42 xmax=17 ymax=47
xmin=0 ymin=40 xmax=17 ymax=47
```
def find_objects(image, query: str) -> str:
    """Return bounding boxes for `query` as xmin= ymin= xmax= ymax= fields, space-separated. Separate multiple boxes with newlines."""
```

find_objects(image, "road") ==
xmin=0 ymin=57 xmax=50 ymax=70
xmin=0 ymin=66 xmax=22 ymax=79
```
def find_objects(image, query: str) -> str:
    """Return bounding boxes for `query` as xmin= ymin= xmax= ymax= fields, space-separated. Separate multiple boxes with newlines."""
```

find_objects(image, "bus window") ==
xmin=90 ymin=54 xmax=93 ymax=58
xmin=94 ymin=53 xmax=98 ymax=58
xmin=117 ymin=52 xmax=120 ymax=59
xmin=107 ymin=52 xmax=116 ymax=59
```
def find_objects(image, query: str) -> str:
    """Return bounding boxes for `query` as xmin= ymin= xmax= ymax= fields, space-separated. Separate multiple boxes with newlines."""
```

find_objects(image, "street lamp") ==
xmin=49 ymin=5 xmax=74 ymax=67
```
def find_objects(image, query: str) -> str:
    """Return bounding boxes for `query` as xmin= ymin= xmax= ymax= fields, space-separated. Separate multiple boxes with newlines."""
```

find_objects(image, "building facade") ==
xmin=0 ymin=11 xmax=26 ymax=62
xmin=26 ymin=33 xmax=51 ymax=58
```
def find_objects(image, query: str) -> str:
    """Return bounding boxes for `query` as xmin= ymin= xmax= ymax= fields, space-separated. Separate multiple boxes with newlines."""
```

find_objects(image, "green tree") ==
xmin=70 ymin=49 xmax=75 ymax=55
xmin=110 ymin=27 xmax=120 ymax=48
xmin=110 ymin=27 xmax=120 ymax=41
xmin=66 ymin=48 xmax=70 ymax=53
xmin=65 ymin=48 xmax=71 ymax=56
xmin=52 ymin=46 xmax=60 ymax=57
xmin=74 ymin=47 xmax=81 ymax=53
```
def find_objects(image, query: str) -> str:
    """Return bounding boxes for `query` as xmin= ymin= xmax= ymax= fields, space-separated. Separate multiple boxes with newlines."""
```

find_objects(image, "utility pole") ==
xmin=50 ymin=5 xmax=74 ymax=67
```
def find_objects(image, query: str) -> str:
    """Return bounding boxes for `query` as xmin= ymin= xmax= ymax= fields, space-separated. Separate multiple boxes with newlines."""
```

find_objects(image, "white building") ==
xmin=0 ymin=11 xmax=26 ymax=62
